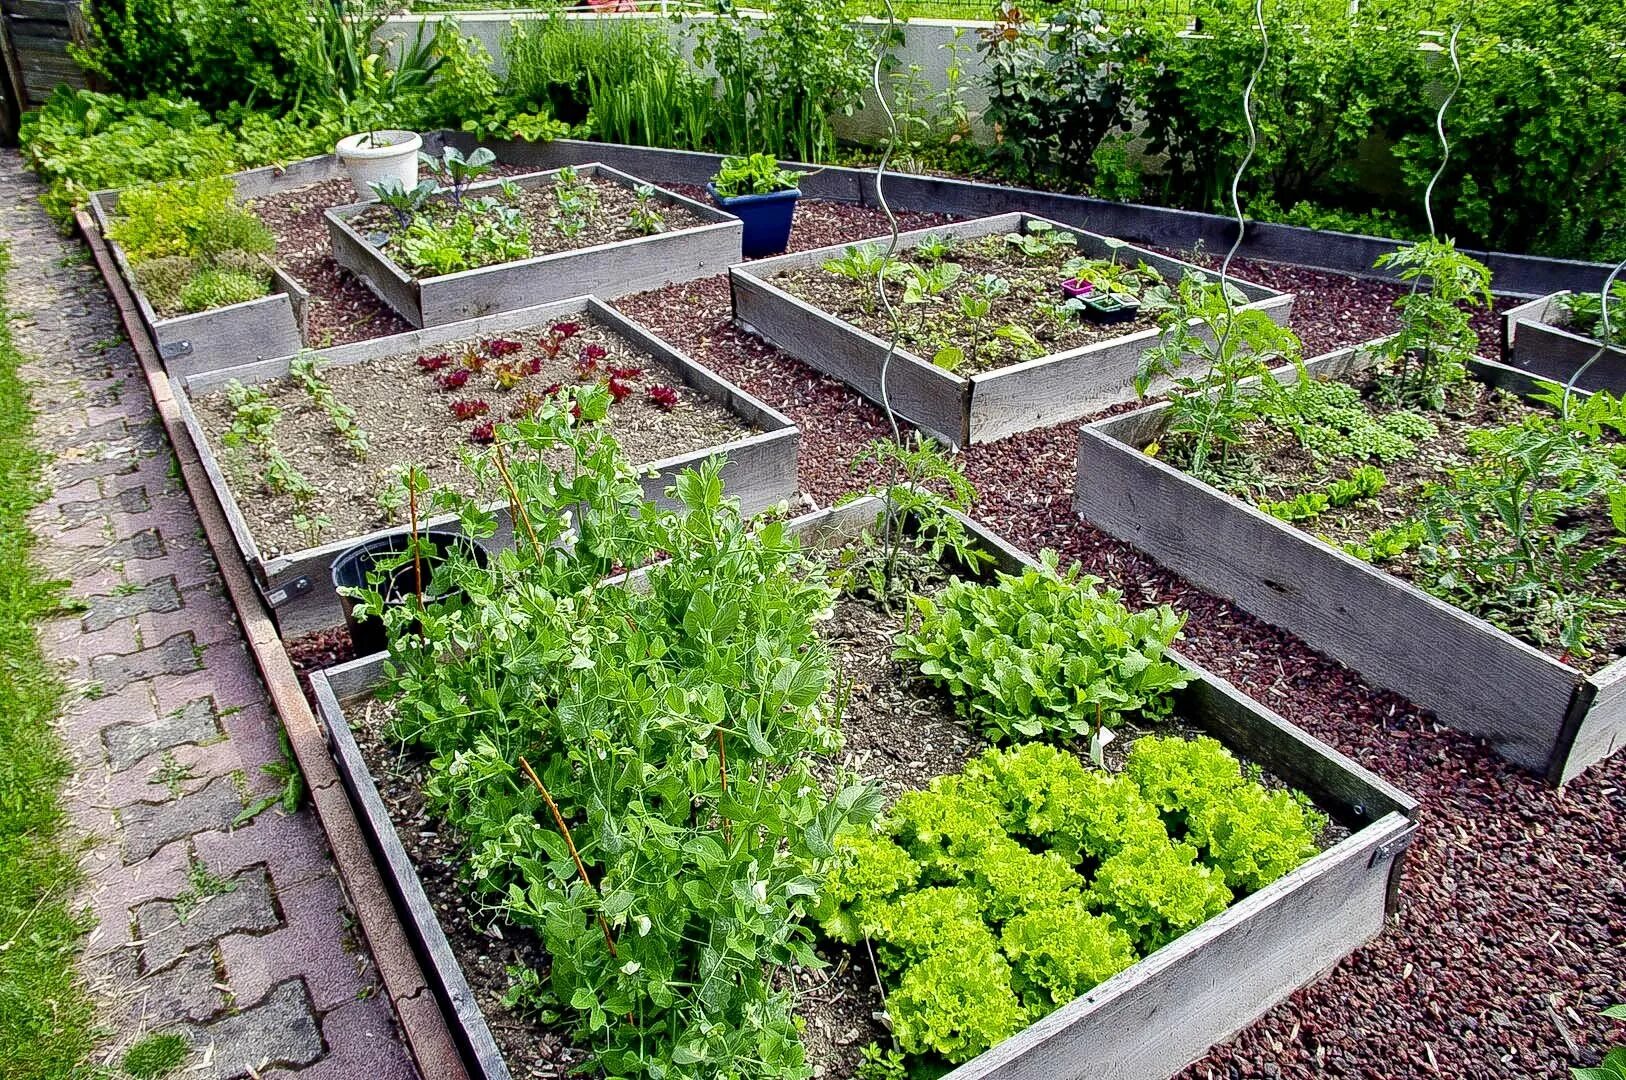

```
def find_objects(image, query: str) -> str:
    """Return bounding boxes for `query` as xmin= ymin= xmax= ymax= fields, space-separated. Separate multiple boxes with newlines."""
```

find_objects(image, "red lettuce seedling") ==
xmin=461 ymin=346 xmax=487 ymax=373
xmin=609 ymin=365 xmax=645 ymax=381
xmin=450 ymin=399 xmax=490 ymax=420
xmin=525 ymin=357 xmax=543 ymax=375
xmin=493 ymin=363 xmax=527 ymax=391
xmin=607 ymin=377 xmax=633 ymax=403
xmin=647 ymin=384 xmax=679 ymax=411
xmin=438 ymin=369 xmax=471 ymax=391
xmin=551 ymin=321 xmax=582 ymax=339
xmin=469 ymin=419 xmax=496 ymax=444
xmin=417 ymin=352 xmax=451 ymax=373
xmin=484 ymin=337 xmax=523 ymax=359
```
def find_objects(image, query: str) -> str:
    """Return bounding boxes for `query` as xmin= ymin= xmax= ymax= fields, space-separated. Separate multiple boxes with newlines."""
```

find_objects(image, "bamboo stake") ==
xmin=517 ymin=755 xmax=616 ymax=957
xmin=493 ymin=440 xmax=544 ymax=558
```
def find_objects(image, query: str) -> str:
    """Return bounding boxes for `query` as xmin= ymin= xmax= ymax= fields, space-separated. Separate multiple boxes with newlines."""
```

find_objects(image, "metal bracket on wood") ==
xmin=158 ymin=338 xmax=193 ymax=362
xmin=261 ymin=575 xmax=312 ymax=609
xmin=1370 ymin=824 xmax=1418 ymax=867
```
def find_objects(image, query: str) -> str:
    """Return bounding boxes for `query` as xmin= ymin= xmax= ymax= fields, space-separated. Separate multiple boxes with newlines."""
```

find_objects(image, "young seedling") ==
xmin=290 ymin=351 xmax=370 ymax=461
xmin=420 ymin=146 xmax=497 ymax=209
xmin=629 ymin=184 xmax=666 ymax=236
xmin=368 ymin=178 xmax=437 ymax=228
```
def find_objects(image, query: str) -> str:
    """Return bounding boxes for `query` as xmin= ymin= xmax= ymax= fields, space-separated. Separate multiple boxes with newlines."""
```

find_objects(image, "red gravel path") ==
xmin=612 ymin=208 xmax=1625 ymax=1080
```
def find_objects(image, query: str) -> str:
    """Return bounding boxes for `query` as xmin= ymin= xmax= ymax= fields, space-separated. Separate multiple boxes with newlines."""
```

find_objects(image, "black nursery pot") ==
xmin=1083 ymin=293 xmax=1142 ymax=324
xmin=706 ymin=183 xmax=802 ymax=258
xmin=331 ymin=528 xmax=488 ymax=656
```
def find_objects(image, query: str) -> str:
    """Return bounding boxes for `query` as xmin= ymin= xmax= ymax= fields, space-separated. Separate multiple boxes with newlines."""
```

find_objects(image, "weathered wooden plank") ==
xmin=310 ymin=666 xmax=512 ymax=1080
xmin=1075 ymin=344 xmax=1611 ymax=780
xmin=733 ymin=212 xmax=1289 ymax=446
xmin=1560 ymin=660 xmax=1626 ymax=785
xmin=325 ymin=163 xmax=743 ymax=329
xmin=2 ymin=0 xmax=76 ymax=20
xmin=312 ymin=495 xmax=1414 ymax=1080
xmin=179 ymin=297 xmax=801 ymax=638
xmin=1503 ymin=292 xmax=1626 ymax=393
xmin=730 ymin=270 xmax=968 ymax=445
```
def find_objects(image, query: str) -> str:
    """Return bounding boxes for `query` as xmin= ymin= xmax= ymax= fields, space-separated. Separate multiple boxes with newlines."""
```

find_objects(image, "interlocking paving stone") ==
xmin=82 ymin=577 xmax=182 ymax=632
xmin=143 ymin=947 xmax=228 ymax=1023
xmin=135 ymin=865 xmax=280 ymax=972
xmin=59 ymin=485 xmax=149 ymax=526
xmin=103 ymin=696 xmax=223 ymax=771
xmin=119 ymin=775 xmax=241 ymax=864
xmin=186 ymin=979 xmax=324 ymax=1079
xmin=89 ymin=631 xmax=202 ymax=693
xmin=2 ymin=149 xmax=416 ymax=1076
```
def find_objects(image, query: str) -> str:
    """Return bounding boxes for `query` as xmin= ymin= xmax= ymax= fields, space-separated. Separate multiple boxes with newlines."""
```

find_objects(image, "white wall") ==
xmin=376 ymin=11 xmax=995 ymax=144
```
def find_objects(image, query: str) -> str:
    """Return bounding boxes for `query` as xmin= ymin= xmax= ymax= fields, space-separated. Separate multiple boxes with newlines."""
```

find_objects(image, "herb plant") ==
xmin=895 ymin=552 xmax=1188 ymax=743
xmin=709 ymin=153 xmax=805 ymax=198
xmin=109 ymin=176 xmax=275 ymax=316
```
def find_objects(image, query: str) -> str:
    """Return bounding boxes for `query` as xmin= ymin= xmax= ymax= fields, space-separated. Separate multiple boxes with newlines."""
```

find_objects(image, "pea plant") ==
xmin=627 ymin=183 xmax=666 ymax=236
xmin=356 ymin=395 xmax=881 ymax=1080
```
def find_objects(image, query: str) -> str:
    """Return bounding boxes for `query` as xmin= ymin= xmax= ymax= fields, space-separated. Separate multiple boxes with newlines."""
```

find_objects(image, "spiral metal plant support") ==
xmin=869 ymin=0 xmax=909 ymax=582
xmin=1423 ymin=24 xmax=1464 ymax=240
xmin=1186 ymin=0 xmax=1269 ymax=471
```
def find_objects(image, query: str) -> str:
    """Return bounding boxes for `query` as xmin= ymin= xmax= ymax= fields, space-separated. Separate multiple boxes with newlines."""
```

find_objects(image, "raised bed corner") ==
xmin=324 ymin=163 xmax=743 ymax=329
xmin=89 ymin=189 xmax=309 ymax=379
xmin=1075 ymin=346 xmax=1626 ymax=784
xmin=729 ymin=213 xmax=1294 ymax=446
xmin=310 ymin=497 xmax=1417 ymax=1080
xmin=1503 ymin=292 xmax=1626 ymax=393
xmin=176 ymin=296 xmax=799 ymax=639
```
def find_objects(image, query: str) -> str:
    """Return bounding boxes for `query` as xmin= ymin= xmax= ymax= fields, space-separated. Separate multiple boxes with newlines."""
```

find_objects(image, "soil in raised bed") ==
xmin=771 ymin=232 xmax=1162 ymax=376
xmin=191 ymin=312 xmax=751 ymax=558
xmin=1183 ymin=370 xmax=1626 ymax=671
xmin=347 ymin=172 xmax=713 ymax=278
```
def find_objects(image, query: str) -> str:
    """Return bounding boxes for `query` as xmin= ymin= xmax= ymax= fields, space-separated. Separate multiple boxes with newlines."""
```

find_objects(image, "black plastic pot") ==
xmin=331 ymin=528 xmax=488 ymax=657
xmin=1082 ymin=293 xmax=1142 ymax=324
xmin=706 ymin=183 xmax=802 ymax=258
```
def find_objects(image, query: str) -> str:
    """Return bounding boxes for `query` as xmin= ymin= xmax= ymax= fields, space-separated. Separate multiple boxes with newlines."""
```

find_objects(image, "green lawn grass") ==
xmin=0 ymin=242 xmax=99 ymax=1080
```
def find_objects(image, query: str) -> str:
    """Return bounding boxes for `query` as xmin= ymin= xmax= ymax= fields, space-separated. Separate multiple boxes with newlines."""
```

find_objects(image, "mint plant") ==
xmin=356 ymin=396 xmax=881 ymax=1080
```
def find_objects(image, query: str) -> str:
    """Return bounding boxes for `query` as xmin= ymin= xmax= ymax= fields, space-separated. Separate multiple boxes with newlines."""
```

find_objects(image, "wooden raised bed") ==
xmin=309 ymin=496 xmax=1417 ymax=1080
xmin=175 ymin=296 xmax=799 ymax=639
xmin=325 ymin=163 xmax=742 ymax=328
xmin=729 ymin=213 xmax=1294 ymax=446
xmin=1074 ymin=345 xmax=1626 ymax=784
xmin=88 ymin=188 xmax=309 ymax=379
xmin=1502 ymin=292 xmax=1626 ymax=393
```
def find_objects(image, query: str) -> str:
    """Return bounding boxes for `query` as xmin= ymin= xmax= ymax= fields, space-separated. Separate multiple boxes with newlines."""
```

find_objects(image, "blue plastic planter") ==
xmin=706 ymin=183 xmax=802 ymax=258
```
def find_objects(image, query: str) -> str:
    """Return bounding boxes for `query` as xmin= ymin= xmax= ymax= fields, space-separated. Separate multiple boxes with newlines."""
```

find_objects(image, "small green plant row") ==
xmin=373 ymin=152 xmax=667 ymax=278
xmin=817 ymin=738 xmax=1326 ymax=1065
xmin=1257 ymin=464 xmax=1387 ymax=523
xmin=817 ymin=223 xmax=1170 ymax=373
xmin=109 ymin=176 xmax=277 ymax=318
xmin=1558 ymin=280 xmax=1626 ymax=341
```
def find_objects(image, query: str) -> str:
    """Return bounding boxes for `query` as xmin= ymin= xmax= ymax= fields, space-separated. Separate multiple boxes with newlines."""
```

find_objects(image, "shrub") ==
xmin=177 ymin=268 xmax=268 ymax=313
xmin=895 ymin=553 xmax=1189 ymax=742
xmin=1001 ymin=901 xmax=1136 ymax=1015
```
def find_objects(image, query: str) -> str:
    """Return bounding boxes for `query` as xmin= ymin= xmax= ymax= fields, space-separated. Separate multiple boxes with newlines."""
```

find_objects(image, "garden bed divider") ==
xmin=324 ymin=162 xmax=742 ymax=327
xmin=175 ymin=295 xmax=800 ymax=638
xmin=1074 ymin=346 xmax=1626 ymax=784
xmin=729 ymin=211 xmax=1292 ymax=445
xmin=88 ymin=188 xmax=309 ymax=379
xmin=1502 ymin=292 xmax=1626 ymax=393
xmin=311 ymin=495 xmax=1418 ymax=1080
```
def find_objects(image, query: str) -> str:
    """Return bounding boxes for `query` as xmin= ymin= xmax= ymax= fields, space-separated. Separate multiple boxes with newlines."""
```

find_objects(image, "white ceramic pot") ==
xmin=335 ymin=130 xmax=423 ymax=201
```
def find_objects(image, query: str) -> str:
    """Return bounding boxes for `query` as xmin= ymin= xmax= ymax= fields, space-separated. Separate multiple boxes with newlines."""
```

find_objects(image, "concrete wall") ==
xmin=375 ymin=11 xmax=994 ymax=144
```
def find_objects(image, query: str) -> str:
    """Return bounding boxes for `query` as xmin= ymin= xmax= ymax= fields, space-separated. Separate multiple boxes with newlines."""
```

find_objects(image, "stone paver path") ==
xmin=0 ymin=152 xmax=419 ymax=1078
